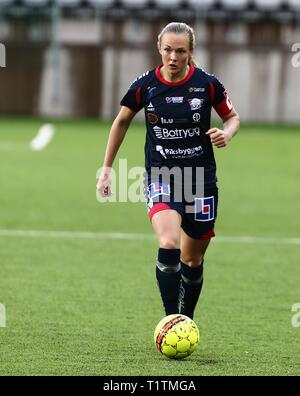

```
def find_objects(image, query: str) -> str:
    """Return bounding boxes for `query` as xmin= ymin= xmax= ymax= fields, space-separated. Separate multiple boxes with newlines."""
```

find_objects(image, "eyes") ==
xmin=164 ymin=47 xmax=187 ymax=55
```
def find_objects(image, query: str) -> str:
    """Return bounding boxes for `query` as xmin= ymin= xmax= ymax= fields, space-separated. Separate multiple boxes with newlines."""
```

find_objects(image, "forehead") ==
xmin=160 ymin=32 xmax=190 ymax=49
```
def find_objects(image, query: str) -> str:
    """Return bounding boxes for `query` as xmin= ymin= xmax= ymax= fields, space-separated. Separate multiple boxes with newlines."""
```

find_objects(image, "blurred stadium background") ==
xmin=1 ymin=0 xmax=300 ymax=376
xmin=0 ymin=0 xmax=300 ymax=121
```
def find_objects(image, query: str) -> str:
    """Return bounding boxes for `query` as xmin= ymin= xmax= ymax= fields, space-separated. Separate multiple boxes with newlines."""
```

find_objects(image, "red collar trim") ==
xmin=155 ymin=64 xmax=195 ymax=86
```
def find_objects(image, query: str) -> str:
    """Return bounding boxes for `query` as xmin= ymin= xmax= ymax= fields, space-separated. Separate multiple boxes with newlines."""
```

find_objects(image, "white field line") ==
xmin=29 ymin=124 xmax=55 ymax=151
xmin=0 ymin=229 xmax=299 ymax=245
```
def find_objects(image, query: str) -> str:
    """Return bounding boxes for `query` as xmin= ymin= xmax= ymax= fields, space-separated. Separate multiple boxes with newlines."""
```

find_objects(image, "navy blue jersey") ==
xmin=120 ymin=64 xmax=233 ymax=185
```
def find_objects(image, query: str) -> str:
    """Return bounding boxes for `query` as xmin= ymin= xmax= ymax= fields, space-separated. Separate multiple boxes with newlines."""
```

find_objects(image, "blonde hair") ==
xmin=157 ymin=22 xmax=198 ymax=67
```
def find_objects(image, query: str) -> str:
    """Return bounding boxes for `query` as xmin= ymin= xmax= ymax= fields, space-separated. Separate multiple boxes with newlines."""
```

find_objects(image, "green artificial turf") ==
xmin=0 ymin=117 xmax=299 ymax=375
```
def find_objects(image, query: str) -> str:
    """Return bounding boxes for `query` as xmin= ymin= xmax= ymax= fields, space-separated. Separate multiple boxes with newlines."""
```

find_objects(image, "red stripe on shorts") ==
xmin=148 ymin=203 xmax=171 ymax=221
xmin=200 ymin=229 xmax=215 ymax=240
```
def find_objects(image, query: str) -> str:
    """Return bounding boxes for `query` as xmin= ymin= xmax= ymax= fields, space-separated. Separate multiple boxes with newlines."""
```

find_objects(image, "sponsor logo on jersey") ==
xmin=153 ymin=126 xmax=201 ymax=139
xmin=147 ymin=113 xmax=158 ymax=124
xmin=161 ymin=117 xmax=174 ymax=124
xmin=161 ymin=118 xmax=188 ymax=124
xmin=193 ymin=113 xmax=201 ymax=122
xmin=155 ymin=144 xmax=203 ymax=159
xmin=147 ymin=101 xmax=155 ymax=111
xmin=194 ymin=196 xmax=215 ymax=222
xmin=188 ymin=98 xmax=204 ymax=111
xmin=166 ymin=97 xmax=184 ymax=104
xmin=189 ymin=87 xmax=205 ymax=93
xmin=155 ymin=145 xmax=167 ymax=159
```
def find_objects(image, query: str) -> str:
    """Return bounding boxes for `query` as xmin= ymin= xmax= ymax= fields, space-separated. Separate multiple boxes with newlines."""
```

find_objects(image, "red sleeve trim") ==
xmin=135 ymin=87 xmax=141 ymax=106
xmin=148 ymin=203 xmax=171 ymax=221
xmin=214 ymin=98 xmax=232 ymax=118
xmin=209 ymin=81 xmax=215 ymax=103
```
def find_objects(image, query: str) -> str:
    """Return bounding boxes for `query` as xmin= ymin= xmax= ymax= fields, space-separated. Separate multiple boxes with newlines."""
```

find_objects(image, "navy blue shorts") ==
xmin=144 ymin=179 xmax=218 ymax=240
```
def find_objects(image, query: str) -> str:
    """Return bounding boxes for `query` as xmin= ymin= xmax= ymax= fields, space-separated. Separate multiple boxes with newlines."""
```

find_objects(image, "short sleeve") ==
xmin=120 ymin=79 xmax=144 ymax=113
xmin=209 ymin=76 xmax=234 ymax=118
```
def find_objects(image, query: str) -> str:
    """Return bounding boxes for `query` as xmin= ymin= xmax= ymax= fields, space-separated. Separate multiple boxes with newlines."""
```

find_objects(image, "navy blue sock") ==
xmin=178 ymin=261 xmax=204 ymax=319
xmin=156 ymin=248 xmax=181 ymax=315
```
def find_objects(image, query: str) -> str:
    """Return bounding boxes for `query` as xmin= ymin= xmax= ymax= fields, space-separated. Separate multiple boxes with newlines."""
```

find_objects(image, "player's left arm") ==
xmin=206 ymin=109 xmax=240 ymax=148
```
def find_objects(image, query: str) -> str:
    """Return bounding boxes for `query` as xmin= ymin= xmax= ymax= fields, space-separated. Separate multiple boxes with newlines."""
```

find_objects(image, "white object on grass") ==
xmin=30 ymin=124 xmax=55 ymax=151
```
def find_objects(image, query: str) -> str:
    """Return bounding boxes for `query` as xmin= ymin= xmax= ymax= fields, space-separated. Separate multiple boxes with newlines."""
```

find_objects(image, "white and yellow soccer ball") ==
xmin=154 ymin=314 xmax=200 ymax=359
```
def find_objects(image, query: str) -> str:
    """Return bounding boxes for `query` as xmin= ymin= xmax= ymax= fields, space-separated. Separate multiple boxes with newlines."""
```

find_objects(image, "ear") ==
xmin=157 ymin=41 xmax=161 ymax=55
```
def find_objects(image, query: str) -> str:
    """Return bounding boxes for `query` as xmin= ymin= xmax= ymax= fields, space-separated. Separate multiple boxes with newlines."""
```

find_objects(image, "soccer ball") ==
xmin=154 ymin=314 xmax=200 ymax=359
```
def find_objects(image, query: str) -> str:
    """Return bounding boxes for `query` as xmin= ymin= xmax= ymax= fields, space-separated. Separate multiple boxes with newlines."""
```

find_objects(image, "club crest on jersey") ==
xmin=188 ymin=98 xmax=204 ymax=111
xmin=194 ymin=196 xmax=215 ymax=222
xmin=147 ymin=113 xmax=158 ymax=124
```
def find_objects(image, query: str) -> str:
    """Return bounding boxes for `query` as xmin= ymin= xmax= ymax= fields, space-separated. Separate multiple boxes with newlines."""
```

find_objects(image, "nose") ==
xmin=170 ymin=50 xmax=178 ymax=62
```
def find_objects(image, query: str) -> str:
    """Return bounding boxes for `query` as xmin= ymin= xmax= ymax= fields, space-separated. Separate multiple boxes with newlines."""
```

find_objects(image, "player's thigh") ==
xmin=152 ymin=209 xmax=182 ymax=249
xmin=180 ymin=229 xmax=211 ymax=267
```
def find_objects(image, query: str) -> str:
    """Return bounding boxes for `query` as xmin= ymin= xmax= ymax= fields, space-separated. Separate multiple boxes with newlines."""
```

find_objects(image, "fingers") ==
xmin=96 ymin=181 xmax=112 ymax=197
xmin=205 ymin=127 xmax=218 ymax=136
xmin=214 ymin=142 xmax=226 ymax=148
xmin=102 ymin=186 xmax=111 ymax=197
xmin=213 ymin=138 xmax=226 ymax=148
xmin=206 ymin=128 xmax=228 ymax=148
xmin=211 ymin=136 xmax=226 ymax=146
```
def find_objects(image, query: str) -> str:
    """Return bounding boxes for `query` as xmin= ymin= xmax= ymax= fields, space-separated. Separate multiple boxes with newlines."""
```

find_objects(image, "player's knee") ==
xmin=159 ymin=235 xmax=180 ymax=250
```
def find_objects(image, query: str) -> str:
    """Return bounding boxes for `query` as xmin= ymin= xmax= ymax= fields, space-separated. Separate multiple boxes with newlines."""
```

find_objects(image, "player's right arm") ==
xmin=97 ymin=106 xmax=136 ymax=197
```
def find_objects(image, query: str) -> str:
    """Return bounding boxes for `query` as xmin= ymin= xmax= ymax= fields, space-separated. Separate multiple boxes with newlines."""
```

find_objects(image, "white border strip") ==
xmin=0 ymin=229 xmax=299 ymax=245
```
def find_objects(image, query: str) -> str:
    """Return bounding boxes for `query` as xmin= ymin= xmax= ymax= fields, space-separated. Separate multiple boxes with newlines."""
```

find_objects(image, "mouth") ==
xmin=168 ymin=64 xmax=178 ymax=70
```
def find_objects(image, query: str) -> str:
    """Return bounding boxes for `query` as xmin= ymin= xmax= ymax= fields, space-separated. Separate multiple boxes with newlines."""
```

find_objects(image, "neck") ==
xmin=161 ymin=64 xmax=190 ymax=83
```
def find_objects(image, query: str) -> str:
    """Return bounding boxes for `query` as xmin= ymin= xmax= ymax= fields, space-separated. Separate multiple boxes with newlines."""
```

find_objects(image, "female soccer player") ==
xmin=97 ymin=22 xmax=240 ymax=320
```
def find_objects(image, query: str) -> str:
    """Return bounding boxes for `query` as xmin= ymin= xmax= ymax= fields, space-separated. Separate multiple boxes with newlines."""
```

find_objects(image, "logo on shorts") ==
xmin=148 ymin=182 xmax=171 ymax=199
xmin=194 ymin=196 xmax=215 ymax=221
xmin=146 ymin=182 xmax=170 ymax=210
xmin=188 ymin=98 xmax=204 ymax=111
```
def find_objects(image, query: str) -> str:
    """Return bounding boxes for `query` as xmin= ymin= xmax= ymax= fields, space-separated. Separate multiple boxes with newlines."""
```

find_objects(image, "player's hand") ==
xmin=96 ymin=172 xmax=112 ymax=197
xmin=205 ymin=128 xmax=231 ymax=148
